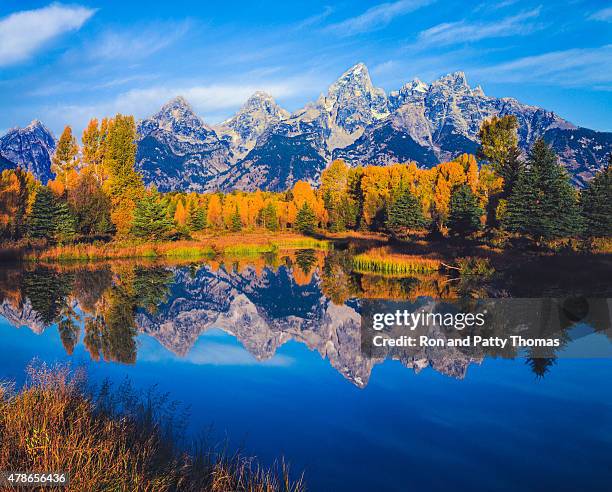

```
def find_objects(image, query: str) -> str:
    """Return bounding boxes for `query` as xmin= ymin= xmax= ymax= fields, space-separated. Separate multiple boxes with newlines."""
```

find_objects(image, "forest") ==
xmin=0 ymin=114 xmax=610 ymax=250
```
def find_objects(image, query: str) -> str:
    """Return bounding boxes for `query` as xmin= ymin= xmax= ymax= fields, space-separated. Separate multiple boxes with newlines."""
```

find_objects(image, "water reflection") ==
xmin=1 ymin=251 xmax=610 ymax=386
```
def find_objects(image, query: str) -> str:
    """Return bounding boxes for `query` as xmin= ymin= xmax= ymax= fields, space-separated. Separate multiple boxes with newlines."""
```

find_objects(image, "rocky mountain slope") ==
xmin=2 ymin=63 xmax=609 ymax=189
xmin=0 ymin=120 xmax=56 ymax=183
xmin=136 ymin=64 xmax=609 ymax=191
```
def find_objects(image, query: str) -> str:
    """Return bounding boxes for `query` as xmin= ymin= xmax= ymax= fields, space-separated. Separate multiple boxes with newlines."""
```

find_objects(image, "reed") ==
xmin=271 ymin=238 xmax=331 ymax=250
xmin=352 ymin=248 xmax=441 ymax=274
xmin=222 ymin=244 xmax=278 ymax=256
xmin=0 ymin=363 xmax=304 ymax=492
xmin=455 ymin=257 xmax=495 ymax=276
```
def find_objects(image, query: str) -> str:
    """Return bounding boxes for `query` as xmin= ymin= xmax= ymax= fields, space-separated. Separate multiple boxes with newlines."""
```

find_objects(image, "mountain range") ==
xmin=1 ymin=63 xmax=610 ymax=189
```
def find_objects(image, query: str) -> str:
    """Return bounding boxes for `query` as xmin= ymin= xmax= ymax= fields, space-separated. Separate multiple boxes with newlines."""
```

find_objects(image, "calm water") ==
xmin=1 ymin=250 xmax=611 ymax=491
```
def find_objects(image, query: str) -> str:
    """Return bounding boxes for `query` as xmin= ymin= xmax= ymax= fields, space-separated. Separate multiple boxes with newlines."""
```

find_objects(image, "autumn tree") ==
xmin=51 ymin=126 xmax=79 ymax=190
xmin=320 ymin=160 xmax=357 ymax=231
xmin=81 ymin=118 xmax=109 ymax=183
xmin=0 ymin=168 xmax=38 ymax=238
xmin=478 ymin=115 xmax=524 ymax=197
xmin=67 ymin=168 xmax=112 ymax=235
xmin=102 ymin=115 xmax=144 ymax=236
xmin=206 ymin=194 xmax=223 ymax=228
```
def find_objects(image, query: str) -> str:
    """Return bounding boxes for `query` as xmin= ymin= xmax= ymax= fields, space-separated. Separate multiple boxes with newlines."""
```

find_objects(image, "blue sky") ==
xmin=0 ymin=0 xmax=611 ymax=136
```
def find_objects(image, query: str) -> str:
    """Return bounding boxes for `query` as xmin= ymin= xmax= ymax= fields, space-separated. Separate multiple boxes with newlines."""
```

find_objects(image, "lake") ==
xmin=1 ymin=249 xmax=611 ymax=491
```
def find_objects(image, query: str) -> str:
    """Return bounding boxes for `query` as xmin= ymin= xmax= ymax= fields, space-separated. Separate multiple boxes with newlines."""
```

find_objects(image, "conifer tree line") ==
xmin=0 ymin=114 xmax=610 ymax=243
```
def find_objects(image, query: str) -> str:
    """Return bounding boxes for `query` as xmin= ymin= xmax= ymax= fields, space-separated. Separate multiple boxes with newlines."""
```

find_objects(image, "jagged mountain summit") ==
xmin=215 ymin=91 xmax=290 ymax=160
xmin=136 ymin=96 xmax=232 ymax=192
xmin=0 ymin=120 xmax=56 ymax=183
xmin=134 ymin=63 xmax=609 ymax=191
xmin=2 ymin=63 xmax=610 ymax=189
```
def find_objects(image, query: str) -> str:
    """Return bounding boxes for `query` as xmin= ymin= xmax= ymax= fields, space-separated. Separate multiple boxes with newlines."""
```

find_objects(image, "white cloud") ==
xmin=0 ymin=3 xmax=95 ymax=66
xmin=325 ymin=0 xmax=435 ymax=36
xmin=588 ymin=7 xmax=612 ymax=22
xmin=414 ymin=8 xmax=541 ymax=48
xmin=471 ymin=44 xmax=612 ymax=89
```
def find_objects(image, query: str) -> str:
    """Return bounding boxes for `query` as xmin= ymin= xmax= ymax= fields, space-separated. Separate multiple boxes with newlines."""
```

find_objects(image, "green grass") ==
xmin=271 ymin=238 xmax=331 ymax=250
xmin=222 ymin=244 xmax=279 ymax=256
xmin=163 ymin=246 xmax=215 ymax=258
xmin=353 ymin=251 xmax=441 ymax=275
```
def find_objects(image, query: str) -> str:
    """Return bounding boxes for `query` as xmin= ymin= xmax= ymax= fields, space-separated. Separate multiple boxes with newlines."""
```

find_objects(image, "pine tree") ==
xmin=295 ymin=202 xmax=317 ymax=234
xmin=259 ymin=202 xmax=279 ymax=231
xmin=505 ymin=139 xmax=581 ymax=239
xmin=28 ymin=187 xmax=56 ymax=239
xmin=581 ymin=156 xmax=611 ymax=237
xmin=132 ymin=193 xmax=173 ymax=240
xmin=53 ymin=199 xmax=77 ymax=244
xmin=448 ymin=184 xmax=483 ymax=236
xmin=187 ymin=204 xmax=207 ymax=231
xmin=386 ymin=188 xmax=426 ymax=233
xmin=230 ymin=206 xmax=242 ymax=232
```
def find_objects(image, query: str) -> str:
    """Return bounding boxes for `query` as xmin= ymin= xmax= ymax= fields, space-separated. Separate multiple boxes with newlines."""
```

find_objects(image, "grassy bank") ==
xmin=18 ymin=232 xmax=331 ymax=262
xmin=0 ymin=363 xmax=304 ymax=492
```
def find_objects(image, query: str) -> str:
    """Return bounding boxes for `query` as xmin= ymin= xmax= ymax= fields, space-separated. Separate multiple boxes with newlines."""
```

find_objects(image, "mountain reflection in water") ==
xmin=1 ymin=250 xmax=611 ymax=386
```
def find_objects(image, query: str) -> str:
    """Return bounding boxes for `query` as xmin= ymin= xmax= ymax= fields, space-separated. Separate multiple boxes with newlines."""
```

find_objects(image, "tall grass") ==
xmin=353 ymin=248 xmax=441 ymax=274
xmin=0 ymin=363 xmax=304 ymax=492
xmin=26 ymin=241 xmax=215 ymax=262
xmin=271 ymin=238 xmax=331 ymax=250
xmin=222 ymin=244 xmax=279 ymax=256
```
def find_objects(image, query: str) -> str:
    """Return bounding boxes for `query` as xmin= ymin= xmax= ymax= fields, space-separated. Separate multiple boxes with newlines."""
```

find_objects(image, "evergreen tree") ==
xmin=386 ymin=188 xmax=426 ymax=233
xmin=504 ymin=139 xmax=581 ymax=239
xmin=259 ymin=202 xmax=279 ymax=231
xmin=230 ymin=206 xmax=242 ymax=232
xmin=131 ymin=193 xmax=173 ymax=240
xmin=53 ymin=199 xmax=77 ymax=244
xmin=295 ymin=202 xmax=317 ymax=234
xmin=581 ymin=156 xmax=611 ymax=237
xmin=28 ymin=187 xmax=56 ymax=239
xmin=448 ymin=184 xmax=483 ymax=236
xmin=187 ymin=204 xmax=207 ymax=231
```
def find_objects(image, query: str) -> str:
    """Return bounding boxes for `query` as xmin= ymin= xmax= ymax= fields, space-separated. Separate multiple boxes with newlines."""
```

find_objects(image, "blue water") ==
xmin=1 ymin=261 xmax=611 ymax=491
xmin=2 ymin=320 xmax=611 ymax=491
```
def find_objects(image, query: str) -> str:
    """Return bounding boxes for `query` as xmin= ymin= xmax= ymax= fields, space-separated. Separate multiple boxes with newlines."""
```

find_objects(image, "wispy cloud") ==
xmin=0 ymin=3 xmax=96 ymax=66
xmin=38 ymin=73 xmax=323 ymax=133
xmin=324 ymin=0 xmax=435 ymax=36
xmin=588 ymin=7 xmax=612 ymax=22
xmin=296 ymin=6 xmax=334 ymax=30
xmin=413 ymin=8 xmax=541 ymax=48
xmin=471 ymin=44 xmax=612 ymax=89
xmin=86 ymin=21 xmax=191 ymax=61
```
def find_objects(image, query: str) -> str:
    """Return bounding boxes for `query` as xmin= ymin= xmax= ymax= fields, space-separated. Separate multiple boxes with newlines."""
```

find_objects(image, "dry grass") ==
xmin=352 ymin=247 xmax=441 ymax=274
xmin=0 ymin=363 xmax=304 ymax=492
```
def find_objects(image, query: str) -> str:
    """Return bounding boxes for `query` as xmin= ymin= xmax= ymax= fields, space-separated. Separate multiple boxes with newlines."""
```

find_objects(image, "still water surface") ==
xmin=1 ymin=251 xmax=611 ymax=491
